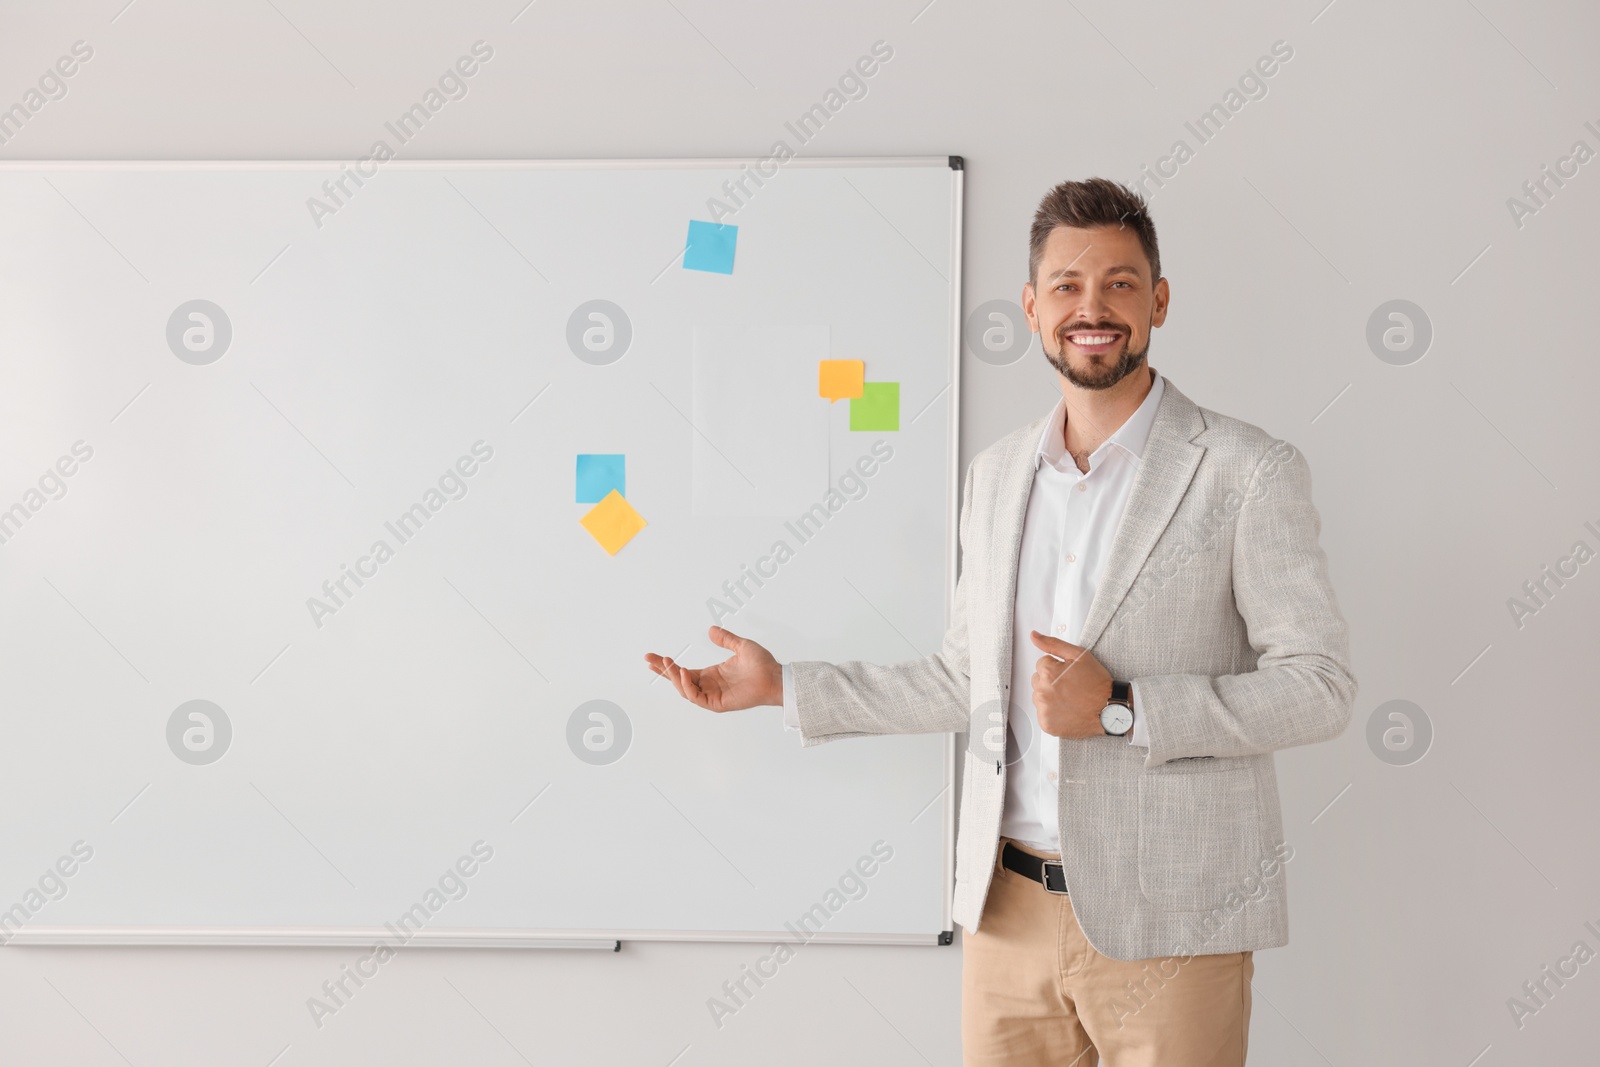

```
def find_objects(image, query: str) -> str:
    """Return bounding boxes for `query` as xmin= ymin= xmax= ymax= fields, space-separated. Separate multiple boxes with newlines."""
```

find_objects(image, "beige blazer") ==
xmin=789 ymin=375 xmax=1356 ymax=960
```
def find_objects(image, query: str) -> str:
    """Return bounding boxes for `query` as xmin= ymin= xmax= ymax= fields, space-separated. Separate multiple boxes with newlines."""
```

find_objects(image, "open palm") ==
xmin=644 ymin=625 xmax=781 ymax=712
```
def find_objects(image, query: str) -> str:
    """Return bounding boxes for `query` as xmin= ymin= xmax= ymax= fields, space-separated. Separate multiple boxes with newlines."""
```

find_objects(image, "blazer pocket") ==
xmin=1137 ymin=768 xmax=1265 ymax=912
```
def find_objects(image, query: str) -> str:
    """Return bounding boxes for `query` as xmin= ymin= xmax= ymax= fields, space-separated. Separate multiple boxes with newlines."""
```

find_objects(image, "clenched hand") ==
xmin=1029 ymin=630 xmax=1113 ymax=739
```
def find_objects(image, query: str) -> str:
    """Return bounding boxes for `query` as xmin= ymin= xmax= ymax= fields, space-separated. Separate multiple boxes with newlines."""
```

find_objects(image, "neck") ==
xmin=1060 ymin=364 xmax=1155 ymax=470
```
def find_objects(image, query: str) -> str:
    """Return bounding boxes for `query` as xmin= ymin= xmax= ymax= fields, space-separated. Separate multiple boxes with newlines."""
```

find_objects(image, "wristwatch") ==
xmin=1099 ymin=680 xmax=1134 ymax=736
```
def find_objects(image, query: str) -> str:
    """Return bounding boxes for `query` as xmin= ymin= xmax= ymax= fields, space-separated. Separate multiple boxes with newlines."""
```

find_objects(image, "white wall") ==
xmin=3 ymin=0 xmax=1598 ymax=1063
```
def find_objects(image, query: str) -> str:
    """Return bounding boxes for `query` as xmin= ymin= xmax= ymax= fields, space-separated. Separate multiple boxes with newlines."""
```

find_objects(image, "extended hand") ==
xmin=644 ymin=626 xmax=783 ymax=713
xmin=1029 ymin=630 xmax=1112 ymax=739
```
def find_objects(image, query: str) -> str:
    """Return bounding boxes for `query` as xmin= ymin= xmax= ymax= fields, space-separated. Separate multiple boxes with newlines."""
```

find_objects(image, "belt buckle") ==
xmin=1040 ymin=861 xmax=1069 ymax=895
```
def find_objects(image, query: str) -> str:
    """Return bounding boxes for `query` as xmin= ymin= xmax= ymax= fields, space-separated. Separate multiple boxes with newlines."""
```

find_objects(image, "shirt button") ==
xmin=1075 ymin=482 xmax=1087 ymax=492
xmin=1047 ymin=770 xmax=1058 ymax=783
xmin=1055 ymin=624 xmax=1067 ymax=634
xmin=1064 ymin=553 xmax=1076 ymax=563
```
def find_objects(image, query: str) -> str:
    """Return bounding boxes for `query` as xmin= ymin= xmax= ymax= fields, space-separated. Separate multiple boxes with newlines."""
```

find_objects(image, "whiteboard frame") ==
xmin=1 ymin=155 xmax=964 ymax=948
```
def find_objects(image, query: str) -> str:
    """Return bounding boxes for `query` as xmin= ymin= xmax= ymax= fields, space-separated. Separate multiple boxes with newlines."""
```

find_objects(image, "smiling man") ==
xmin=646 ymin=177 xmax=1356 ymax=1066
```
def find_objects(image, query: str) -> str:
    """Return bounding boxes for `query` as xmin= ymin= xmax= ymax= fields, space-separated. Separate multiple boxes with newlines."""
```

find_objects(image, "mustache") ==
xmin=1058 ymin=321 xmax=1127 ymax=337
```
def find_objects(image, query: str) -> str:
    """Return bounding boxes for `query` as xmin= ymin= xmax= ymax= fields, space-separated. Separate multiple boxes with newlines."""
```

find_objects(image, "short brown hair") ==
xmin=1028 ymin=177 xmax=1161 ymax=286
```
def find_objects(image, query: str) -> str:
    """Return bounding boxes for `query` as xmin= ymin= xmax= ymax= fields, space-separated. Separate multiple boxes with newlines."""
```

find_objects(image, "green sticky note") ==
xmin=850 ymin=381 xmax=899 ymax=431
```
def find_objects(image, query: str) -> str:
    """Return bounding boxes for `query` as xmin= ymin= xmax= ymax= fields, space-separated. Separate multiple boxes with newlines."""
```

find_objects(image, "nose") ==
xmin=1072 ymin=286 xmax=1110 ymax=327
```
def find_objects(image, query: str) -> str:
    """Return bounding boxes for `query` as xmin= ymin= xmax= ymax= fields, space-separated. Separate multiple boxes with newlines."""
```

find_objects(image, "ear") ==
xmin=1151 ymin=276 xmax=1170 ymax=328
xmin=1021 ymin=282 xmax=1040 ymax=334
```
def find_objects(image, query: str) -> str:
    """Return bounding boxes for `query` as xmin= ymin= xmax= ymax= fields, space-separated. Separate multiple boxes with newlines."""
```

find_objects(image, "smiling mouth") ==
xmin=1064 ymin=330 xmax=1125 ymax=349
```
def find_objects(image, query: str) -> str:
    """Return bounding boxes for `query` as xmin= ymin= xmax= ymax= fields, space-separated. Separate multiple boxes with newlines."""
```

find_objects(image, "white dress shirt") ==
xmin=782 ymin=369 xmax=1165 ymax=855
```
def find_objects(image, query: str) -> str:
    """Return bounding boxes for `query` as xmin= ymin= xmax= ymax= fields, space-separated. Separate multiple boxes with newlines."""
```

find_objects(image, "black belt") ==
xmin=1002 ymin=841 xmax=1069 ymax=895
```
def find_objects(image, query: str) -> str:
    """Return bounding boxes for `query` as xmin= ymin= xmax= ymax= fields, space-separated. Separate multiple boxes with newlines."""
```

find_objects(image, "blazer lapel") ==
xmin=1076 ymin=380 xmax=1206 ymax=651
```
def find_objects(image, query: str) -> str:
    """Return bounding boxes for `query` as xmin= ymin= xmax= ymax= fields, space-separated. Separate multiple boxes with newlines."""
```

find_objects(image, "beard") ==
xmin=1043 ymin=320 xmax=1150 ymax=390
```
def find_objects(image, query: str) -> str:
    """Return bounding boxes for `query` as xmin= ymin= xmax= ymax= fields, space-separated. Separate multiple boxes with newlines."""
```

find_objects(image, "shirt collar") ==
xmin=1034 ymin=368 xmax=1166 ymax=472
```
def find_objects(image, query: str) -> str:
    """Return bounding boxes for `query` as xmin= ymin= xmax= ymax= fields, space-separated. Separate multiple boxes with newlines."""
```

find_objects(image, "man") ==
xmin=644 ymin=177 xmax=1355 ymax=1066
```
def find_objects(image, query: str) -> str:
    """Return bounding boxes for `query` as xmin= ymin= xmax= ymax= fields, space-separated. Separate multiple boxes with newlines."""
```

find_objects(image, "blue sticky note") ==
xmin=683 ymin=220 xmax=738 ymax=274
xmin=576 ymin=454 xmax=625 ymax=503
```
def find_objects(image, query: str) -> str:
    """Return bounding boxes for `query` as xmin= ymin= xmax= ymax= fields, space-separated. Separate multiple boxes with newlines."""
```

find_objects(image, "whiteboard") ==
xmin=0 ymin=157 xmax=963 ymax=946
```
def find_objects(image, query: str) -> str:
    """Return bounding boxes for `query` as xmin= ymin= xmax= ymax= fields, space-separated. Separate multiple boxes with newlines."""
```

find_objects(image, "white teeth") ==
xmin=1070 ymin=333 xmax=1118 ymax=345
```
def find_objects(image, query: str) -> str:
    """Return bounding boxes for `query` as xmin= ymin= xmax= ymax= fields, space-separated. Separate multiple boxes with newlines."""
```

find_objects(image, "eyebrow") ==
xmin=1045 ymin=264 xmax=1144 ymax=282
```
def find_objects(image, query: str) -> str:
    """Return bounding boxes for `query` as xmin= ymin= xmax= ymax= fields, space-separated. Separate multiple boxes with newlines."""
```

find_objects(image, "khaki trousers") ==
xmin=961 ymin=837 xmax=1252 ymax=1066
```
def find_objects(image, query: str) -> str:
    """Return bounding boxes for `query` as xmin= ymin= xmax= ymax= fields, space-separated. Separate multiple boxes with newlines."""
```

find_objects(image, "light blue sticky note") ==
xmin=683 ymin=220 xmax=738 ymax=274
xmin=576 ymin=454 xmax=625 ymax=503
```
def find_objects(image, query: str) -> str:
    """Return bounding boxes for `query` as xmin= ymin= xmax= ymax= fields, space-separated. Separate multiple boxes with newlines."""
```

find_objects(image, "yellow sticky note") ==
xmin=819 ymin=360 xmax=865 ymax=403
xmin=580 ymin=490 xmax=647 ymax=556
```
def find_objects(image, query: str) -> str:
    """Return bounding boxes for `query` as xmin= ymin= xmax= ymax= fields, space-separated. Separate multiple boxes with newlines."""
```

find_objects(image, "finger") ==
xmin=1036 ymin=653 xmax=1089 ymax=696
xmin=1030 ymin=635 xmax=1066 ymax=663
xmin=708 ymin=625 xmax=739 ymax=652
xmin=672 ymin=662 xmax=704 ymax=703
xmin=680 ymin=666 xmax=719 ymax=711
xmin=663 ymin=658 xmax=705 ymax=708
xmin=1029 ymin=629 xmax=1082 ymax=657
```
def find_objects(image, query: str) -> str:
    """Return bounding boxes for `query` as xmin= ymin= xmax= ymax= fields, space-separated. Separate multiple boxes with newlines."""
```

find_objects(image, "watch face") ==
xmin=1100 ymin=703 xmax=1133 ymax=735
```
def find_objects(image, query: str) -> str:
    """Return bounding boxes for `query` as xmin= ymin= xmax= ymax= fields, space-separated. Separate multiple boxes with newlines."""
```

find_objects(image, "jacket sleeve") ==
xmin=1135 ymin=440 xmax=1357 ymax=766
xmin=788 ymin=460 xmax=976 ymax=746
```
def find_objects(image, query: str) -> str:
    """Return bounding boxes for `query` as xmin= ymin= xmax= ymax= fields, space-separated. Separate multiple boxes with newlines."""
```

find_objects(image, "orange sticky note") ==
xmin=580 ymin=490 xmax=647 ymax=556
xmin=818 ymin=360 xmax=865 ymax=403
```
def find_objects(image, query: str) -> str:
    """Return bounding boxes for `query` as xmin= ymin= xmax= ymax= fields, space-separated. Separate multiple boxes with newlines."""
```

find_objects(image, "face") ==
xmin=1022 ymin=224 xmax=1169 ymax=390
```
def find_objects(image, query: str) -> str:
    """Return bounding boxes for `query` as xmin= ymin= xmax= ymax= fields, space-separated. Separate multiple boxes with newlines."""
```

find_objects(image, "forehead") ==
xmin=1036 ymin=224 xmax=1148 ymax=279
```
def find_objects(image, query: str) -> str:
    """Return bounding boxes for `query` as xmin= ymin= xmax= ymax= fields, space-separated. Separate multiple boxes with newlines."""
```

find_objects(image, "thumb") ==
xmin=708 ymin=625 xmax=740 ymax=652
xmin=1030 ymin=629 xmax=1079 ymax=657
